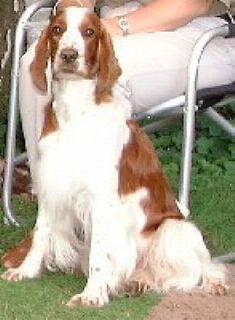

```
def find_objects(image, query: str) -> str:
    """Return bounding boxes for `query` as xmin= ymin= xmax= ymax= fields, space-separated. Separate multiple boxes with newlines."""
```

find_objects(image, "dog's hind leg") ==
xmin=145 ymin=219 xmax=228 ymax=294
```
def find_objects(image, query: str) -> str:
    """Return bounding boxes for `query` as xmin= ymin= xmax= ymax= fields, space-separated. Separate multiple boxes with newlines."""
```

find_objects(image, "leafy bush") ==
xmin=150 ymin=104 xmax=235 ymax=177
xmin=0 ymin=122 xmax=6 ymax=158
xmin=0 ymin=72 xmax=9 ymax=158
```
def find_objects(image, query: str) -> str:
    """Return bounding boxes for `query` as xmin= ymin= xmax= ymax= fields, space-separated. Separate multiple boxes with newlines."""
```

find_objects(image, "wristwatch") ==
xmin=117 ymin=15 xmax=130 ymax=36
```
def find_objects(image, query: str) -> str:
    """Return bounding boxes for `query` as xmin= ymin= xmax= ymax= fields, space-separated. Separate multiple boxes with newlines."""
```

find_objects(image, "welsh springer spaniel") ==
xmin=1 ymin=0 xmax=228 ymax=307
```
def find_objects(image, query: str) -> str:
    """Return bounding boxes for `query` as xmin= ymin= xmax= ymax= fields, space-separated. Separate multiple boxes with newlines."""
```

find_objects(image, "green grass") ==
xmin=190 ymin=171 xmax=235 ymax=256
xmin=0 ymin=166 xmax=234 ymax=319
xmin=0 ymin=271 xmax=159 ymax=320
xmin=0 ymin=198 xmax=37 ymax=258
xmin=0 ymin=197 xmax=160 ymax=320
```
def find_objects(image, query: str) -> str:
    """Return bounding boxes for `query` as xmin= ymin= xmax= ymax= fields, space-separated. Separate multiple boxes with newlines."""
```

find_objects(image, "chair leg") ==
xmin=2 ymin=15 xmax=25 ymax=226
xmin=205 ymin=107 xmax=235 ymax=137
xmin=179 ymin=24 xmax=232 ymax=212
xmin=178 ymin=99 xmax=196 ymax=213
xmin=212 ymin=253 xmax=235 ymax=263
xmin=2 ymin=0 xmax=56 ymax=226
xmin=179 ymin=24 xmax=235 ymax=263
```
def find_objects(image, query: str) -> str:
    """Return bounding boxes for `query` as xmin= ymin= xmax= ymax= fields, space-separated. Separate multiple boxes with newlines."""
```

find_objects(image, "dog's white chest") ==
xmin=37 ymin=86 xmax=130 ymax=206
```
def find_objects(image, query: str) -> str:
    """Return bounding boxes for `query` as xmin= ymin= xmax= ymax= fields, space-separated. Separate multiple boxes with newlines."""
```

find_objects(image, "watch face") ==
xmin=118 ymin=16 xmax=129 ymax=34
xmin=120 ymin=18 xmax=128 ymax=27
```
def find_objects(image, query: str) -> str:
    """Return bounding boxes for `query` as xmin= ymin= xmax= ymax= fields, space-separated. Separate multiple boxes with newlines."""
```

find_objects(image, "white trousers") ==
xmin=19 ymin=16 xmax=235 ymax=184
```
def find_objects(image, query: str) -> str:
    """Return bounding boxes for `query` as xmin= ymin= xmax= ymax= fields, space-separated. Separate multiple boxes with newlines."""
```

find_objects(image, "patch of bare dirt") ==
xmin=148 ymin=264 xmax=235 ymax=320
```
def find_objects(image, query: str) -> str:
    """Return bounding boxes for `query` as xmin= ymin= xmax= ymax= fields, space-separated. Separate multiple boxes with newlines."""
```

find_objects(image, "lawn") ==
xmin=0 ymin=271 xmax=159 ymax=320
xmin=0 ymin=150 xmax=235 ymax=319
xmin=0 ymin=199 xmax=160 ymax=320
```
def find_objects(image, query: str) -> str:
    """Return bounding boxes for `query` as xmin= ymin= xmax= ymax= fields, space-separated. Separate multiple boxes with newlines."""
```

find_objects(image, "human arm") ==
xmin=102 ymin=0 xmax=214 ymax=36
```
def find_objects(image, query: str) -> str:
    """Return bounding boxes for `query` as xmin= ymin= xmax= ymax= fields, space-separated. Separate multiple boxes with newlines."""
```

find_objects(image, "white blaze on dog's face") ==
xmin=49 ymin=7 xmax=101 ymax=79
xmin=30 ymin=5 xmax=121 ymax=103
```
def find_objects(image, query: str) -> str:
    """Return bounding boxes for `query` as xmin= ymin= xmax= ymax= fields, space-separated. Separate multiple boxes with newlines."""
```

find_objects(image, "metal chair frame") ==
xmin=2 ymin=0 xmax=235 ymax=263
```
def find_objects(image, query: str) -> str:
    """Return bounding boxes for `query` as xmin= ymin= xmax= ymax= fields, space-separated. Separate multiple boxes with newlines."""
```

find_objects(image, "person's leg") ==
xmin=112 ymin=16 xmax=235 ymax=113
xmin=19 ymin=43 xmax=51 ymax=187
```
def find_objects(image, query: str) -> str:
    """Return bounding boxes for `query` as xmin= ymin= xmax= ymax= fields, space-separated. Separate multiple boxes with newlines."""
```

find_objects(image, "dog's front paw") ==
xmin=67 ymin=286 xmax=109 ymax=308
xmin=66 ymin=293 xmax=107 ymax=308
xmin=1 ymin=268 xmax=28 ymax=282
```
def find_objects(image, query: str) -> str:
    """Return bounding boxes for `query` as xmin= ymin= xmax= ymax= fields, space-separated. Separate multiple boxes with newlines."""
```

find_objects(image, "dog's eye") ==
xmin=83 ymin=28 xmax=95 ymax=37
xmin=52 ymin=25 xmax=63 ymax=35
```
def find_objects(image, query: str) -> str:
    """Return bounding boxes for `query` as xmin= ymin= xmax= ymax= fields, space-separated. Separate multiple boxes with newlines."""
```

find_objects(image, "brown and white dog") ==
xmin=1 ymin=0 xmax=228 ymax=307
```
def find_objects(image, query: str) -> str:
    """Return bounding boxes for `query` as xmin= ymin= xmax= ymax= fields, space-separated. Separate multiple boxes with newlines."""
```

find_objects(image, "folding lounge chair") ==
xmin=2 ymin=0 xmax=235 ymax=264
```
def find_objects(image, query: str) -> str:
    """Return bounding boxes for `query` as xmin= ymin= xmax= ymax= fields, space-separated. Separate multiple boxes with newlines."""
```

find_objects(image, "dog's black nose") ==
xmin=60 ymin=49 xmax=78 ymax=63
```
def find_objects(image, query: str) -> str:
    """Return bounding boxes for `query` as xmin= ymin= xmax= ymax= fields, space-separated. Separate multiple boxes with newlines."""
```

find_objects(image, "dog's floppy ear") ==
xmin=95 ymin=26 xmax=122 ymax=104
xmin=30 ymin=28 xmax=50 ymax=93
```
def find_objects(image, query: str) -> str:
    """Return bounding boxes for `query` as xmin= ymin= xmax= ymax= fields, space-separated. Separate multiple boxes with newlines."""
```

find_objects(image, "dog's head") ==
xmin=30 ymin=2 xmax=121 ymax=103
